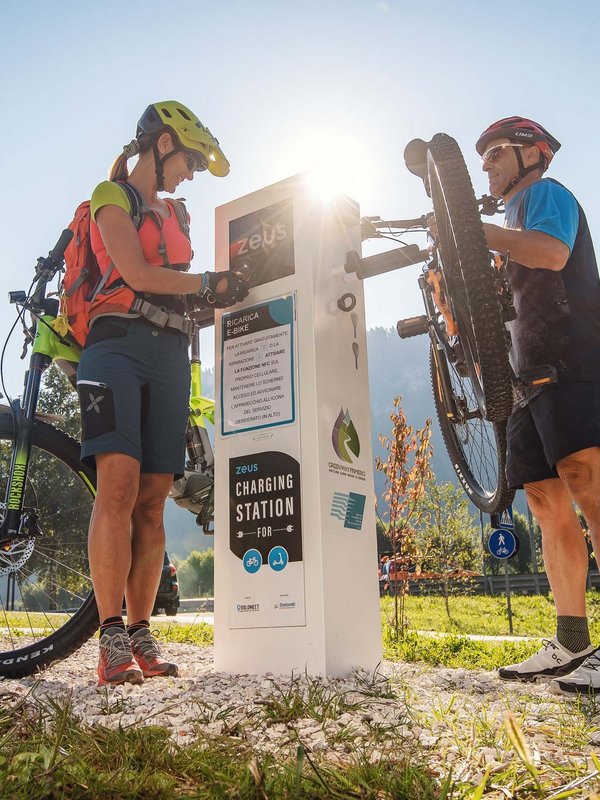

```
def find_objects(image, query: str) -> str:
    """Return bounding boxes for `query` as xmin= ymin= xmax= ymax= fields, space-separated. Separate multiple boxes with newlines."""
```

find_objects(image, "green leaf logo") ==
xmin=332 ymin=408 xmax=360 ymax=463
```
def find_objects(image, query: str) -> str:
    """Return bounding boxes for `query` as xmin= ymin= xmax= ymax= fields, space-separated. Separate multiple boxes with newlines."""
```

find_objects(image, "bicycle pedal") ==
xmin=518 ymin=365 xmax=557 ymax=387
xmin=396 ymin=315 xmax=429 ymax=339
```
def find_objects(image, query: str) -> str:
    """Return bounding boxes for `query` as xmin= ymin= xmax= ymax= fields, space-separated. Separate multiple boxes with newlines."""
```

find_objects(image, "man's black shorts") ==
xmin=506 ymin=381 xmax=600 ymax=488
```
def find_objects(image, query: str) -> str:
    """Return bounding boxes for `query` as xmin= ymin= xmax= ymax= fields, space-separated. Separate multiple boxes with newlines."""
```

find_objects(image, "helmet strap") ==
xmin=151 ymin=140 xmax=181 ymax=192
xmin=152 ymin=139 xmax=166 ymax=192
xmin=501 ymin=149 xmax=546 ymax=196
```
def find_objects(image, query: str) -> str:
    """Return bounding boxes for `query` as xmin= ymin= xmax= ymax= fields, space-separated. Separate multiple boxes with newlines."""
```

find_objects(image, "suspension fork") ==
xmin=185 ymin=328 xmax=214 ymax=470
xmin=0 ymin=350 xmax=51 ymax=542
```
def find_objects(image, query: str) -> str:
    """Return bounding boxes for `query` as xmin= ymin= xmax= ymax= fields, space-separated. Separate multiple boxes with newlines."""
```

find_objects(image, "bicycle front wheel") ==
xmin=0 ymin=413 xmax=98 ymax=678
xmin=427 ymin=133 xmax=513 ymax=423
xmin=430 ymin=344 xmax=514 ymax=514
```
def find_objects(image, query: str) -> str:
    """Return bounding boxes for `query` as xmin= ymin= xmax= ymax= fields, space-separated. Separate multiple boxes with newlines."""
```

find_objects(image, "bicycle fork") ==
xmin=0 ymin=350 xmax=51 ymax=544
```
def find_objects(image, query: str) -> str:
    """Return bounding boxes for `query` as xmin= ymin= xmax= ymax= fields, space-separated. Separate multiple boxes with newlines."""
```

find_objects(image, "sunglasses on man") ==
xmin=481 ymin=142 xmax=525 ymax=165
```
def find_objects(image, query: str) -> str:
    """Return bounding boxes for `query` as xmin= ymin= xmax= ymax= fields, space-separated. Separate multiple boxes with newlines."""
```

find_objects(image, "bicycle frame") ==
xmin=1 ymin=286 xmax=217 ymax=546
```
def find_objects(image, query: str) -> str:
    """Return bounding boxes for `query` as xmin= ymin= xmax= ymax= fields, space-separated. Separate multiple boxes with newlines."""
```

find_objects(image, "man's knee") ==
xmin=525 ymin=479 xmax=571 ymax=523
xmin=557 ymin=448 xmax=600 ymax=499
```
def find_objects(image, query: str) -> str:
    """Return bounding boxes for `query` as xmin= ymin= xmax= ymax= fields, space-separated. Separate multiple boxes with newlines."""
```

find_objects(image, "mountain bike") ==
xmin=348 ymin=132 xmax=516 ymax=514
xmin=0 ymin=233 xmax=216 ymax=678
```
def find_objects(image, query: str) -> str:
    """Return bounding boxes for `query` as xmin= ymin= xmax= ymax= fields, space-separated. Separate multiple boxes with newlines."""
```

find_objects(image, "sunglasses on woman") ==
xmin=481 ymin=142 xmax=524 ymax=165
xmin=183 ymin=150 xmax=209 ymax=173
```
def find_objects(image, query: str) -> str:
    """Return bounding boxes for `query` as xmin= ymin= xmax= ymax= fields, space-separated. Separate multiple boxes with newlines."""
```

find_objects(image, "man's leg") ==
xmin=498 ymin=476 xmax=594 ymax=682
xmin=547 ymin=447 xmax=600 ymax=694
xmin=524 ymin=477 xmax=589 ymax=617
xmin=556 ymin=446 xmax=600 ymax=567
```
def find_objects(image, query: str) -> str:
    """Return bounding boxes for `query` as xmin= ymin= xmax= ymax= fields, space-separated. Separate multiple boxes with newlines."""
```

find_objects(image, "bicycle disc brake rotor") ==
xmin=0 ymin=537 xmax=35 ymax=576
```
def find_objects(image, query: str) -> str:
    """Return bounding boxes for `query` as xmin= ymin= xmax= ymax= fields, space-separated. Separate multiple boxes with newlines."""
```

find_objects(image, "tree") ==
xmin=416 ymin=480 xmax=481 ymax=620
xmin=174 ymin=549 xmax=214 ymax=598
xmin=375 ymin=396 xmax=432 ymax=638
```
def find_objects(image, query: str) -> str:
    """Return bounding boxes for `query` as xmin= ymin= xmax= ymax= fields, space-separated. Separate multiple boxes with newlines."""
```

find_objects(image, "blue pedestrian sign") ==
xmin=488 ymin=529 xmax=518 ymax=560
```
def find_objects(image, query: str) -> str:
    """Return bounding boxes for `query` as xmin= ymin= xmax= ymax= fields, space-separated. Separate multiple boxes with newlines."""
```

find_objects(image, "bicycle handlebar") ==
xmin=48 ymin=229 xmax=74 ymax=267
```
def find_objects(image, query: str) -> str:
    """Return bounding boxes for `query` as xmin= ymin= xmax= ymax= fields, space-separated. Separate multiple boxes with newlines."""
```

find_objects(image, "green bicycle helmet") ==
xmin=137 ymin=101 xmax=230 ymax=180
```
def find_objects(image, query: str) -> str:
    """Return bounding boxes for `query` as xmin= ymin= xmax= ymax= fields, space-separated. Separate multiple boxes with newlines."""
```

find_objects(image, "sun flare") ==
xmin=275 ymin=125 xmax=373 ymax=204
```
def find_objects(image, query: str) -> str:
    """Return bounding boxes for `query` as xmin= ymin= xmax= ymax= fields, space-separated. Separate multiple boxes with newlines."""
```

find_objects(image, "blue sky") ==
xmin=0 ymin=0 xmax=598 ymax=389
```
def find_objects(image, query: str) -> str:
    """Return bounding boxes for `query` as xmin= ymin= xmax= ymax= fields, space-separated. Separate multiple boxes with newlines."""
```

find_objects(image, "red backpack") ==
xmin=58 ymin=181 xmax=144 ymax=347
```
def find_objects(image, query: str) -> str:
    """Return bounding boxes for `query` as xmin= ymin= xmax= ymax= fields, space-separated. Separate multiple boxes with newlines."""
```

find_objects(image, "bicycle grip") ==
xmin=48 ymin=229 xmax=74 ymax=265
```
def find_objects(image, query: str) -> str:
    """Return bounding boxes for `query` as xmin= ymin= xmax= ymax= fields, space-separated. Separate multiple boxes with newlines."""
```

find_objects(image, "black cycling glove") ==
xmin=192 ymin=270 xmax=249 ymax=309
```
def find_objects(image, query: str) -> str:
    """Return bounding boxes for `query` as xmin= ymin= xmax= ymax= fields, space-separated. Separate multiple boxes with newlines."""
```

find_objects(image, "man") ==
xmin=475 ymin=116 xmax=600 ymax=694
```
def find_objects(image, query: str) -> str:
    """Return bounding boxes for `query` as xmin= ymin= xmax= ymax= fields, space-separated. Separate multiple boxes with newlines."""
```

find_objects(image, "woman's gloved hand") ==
xmin=191 ymin=270 xmax=250 ymax=309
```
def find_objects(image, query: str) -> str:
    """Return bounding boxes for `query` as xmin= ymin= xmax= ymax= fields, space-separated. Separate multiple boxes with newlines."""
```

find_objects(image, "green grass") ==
xmin=383 ymin=591 xmax=600 ymax=639
xmin=0 ymin=700 xmax=439 ymax=800
xmin=382 ymin=630 xmax=540 ymax=670
xmin=4 ymin=592 xmax=599 ymax=673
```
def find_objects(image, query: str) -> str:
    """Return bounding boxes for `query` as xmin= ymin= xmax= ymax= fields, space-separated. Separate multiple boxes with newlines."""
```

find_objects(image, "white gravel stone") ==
xmin=0 ymin=638 xmax=597 ymax=779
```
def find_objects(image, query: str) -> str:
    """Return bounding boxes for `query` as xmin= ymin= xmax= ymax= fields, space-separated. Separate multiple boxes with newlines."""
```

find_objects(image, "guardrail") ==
xmin=382 ymin=571 xmax=600 ymax=597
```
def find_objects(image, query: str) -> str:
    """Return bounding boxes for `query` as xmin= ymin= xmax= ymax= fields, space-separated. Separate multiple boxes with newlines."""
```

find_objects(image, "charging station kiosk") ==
xmin=213 ymin=174 xmax=382 ymax=677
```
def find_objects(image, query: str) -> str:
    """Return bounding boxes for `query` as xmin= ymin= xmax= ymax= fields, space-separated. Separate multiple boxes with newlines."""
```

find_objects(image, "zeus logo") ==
xmin=234 ymin=223 xmax=287 ymax=256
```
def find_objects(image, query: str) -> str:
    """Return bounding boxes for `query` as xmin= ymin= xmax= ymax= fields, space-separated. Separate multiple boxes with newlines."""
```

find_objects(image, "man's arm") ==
xmin=482 ymin=223 xmax=570 ymax=271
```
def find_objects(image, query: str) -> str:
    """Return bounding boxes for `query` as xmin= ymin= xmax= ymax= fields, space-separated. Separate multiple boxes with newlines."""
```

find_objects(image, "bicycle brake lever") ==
xmin=360 ymin=218 xmax=382 ymax=241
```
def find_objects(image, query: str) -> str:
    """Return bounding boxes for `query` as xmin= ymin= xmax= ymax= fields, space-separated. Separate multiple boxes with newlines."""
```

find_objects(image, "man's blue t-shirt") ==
xmin=506 ymin=179 xmax=579 ymax=251
xmin=503 ymin=178 xmax=600 ymax=405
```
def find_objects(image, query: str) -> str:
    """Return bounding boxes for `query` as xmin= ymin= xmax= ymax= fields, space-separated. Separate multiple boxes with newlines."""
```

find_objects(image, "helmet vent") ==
xmin=161 ymin=107 xmax=173 ymax=119
xmin=177 ymin=108 xmax=192 ymax=121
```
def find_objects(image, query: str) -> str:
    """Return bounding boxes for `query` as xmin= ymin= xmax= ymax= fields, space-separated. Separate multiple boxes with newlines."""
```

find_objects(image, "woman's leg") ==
xmin=88 ymin=452 xmax=140 ymax=623
xmin=126 ymin=472 xmax=174 ymax=622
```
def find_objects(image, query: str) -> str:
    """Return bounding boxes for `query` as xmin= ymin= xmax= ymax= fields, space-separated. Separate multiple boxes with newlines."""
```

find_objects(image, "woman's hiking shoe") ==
xmin=498 ymin=637 xmax=595 ymax=683
xmin=130 ymin=628 xmax=179 ymax=678
xmin=551 ymin=649 xmax=600 ymax=695
xmin=98 ymin=627 xmax=144 ymax=686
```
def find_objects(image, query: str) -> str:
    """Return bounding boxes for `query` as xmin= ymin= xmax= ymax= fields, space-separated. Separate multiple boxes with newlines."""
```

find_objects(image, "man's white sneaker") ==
xmin=498 ymin=637 xmax=595 ymax=683
xmin=551 ymin=649 xmax=600 ymax=695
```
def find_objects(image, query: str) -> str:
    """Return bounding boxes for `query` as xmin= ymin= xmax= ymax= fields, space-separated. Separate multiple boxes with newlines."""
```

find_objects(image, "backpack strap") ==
xmin=171 ymin=198 xmax=190 ymax=240
xmin=89 ymin=182 xmax=146 ymax=303
xmin=116 ymin=181 xmax=145 ymax=229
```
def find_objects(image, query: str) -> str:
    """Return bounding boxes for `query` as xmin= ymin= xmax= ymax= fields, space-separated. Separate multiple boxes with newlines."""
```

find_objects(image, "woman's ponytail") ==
xmin=109 ymin=139 xmax=140 ymax=182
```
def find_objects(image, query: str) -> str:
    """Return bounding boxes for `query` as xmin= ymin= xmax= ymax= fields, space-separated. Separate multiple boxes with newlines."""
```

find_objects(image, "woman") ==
xmin=78 ymin=101 xmax=247 ymax=685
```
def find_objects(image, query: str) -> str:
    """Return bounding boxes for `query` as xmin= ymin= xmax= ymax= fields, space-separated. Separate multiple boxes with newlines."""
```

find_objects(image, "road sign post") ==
xmin=488 ymin=506 xmax=518 ymax=635
xmin=212 ymin=174 xmax=382 ymax=677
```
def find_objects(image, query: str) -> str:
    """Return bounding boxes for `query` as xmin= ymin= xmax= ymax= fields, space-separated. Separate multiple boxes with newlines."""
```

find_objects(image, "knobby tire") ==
xmin=427 ymin=133 xmax=513 ymax=423
xmin=430 ymin=344 xmax=515 ymax=513
xmin=0 ymin=414 xmax=98 ymax=678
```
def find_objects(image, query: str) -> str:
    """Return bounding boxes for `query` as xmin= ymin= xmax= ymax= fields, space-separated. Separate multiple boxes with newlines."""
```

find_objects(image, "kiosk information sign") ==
xmin=213 ymin=174 xmax=382 ymax=677
xmin=221 ymin=296 xmax=295 ymax=435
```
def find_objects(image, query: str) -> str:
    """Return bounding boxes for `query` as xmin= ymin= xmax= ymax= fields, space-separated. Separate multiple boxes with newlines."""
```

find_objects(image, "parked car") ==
xmin=152 ymin=552 xmax=180 ymax=616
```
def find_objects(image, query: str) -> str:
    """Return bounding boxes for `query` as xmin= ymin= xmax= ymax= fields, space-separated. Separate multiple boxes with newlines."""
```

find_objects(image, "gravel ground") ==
xmin=2 ymin=640 xmax=600 ymax=789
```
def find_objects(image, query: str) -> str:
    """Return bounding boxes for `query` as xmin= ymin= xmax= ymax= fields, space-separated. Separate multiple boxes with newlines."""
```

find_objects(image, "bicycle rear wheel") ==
xmin=427 ymin=133 xmax=513 ymax=423
xmin=430 ymin=343 xmax=514 ymax=514
xmin=0 ymin=413 xmax=98 ymax=678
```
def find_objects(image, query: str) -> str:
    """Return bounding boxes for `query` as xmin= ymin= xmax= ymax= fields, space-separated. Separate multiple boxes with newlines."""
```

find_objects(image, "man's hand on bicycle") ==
xmin=192 ymin=270 xmax=250 ymax=309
